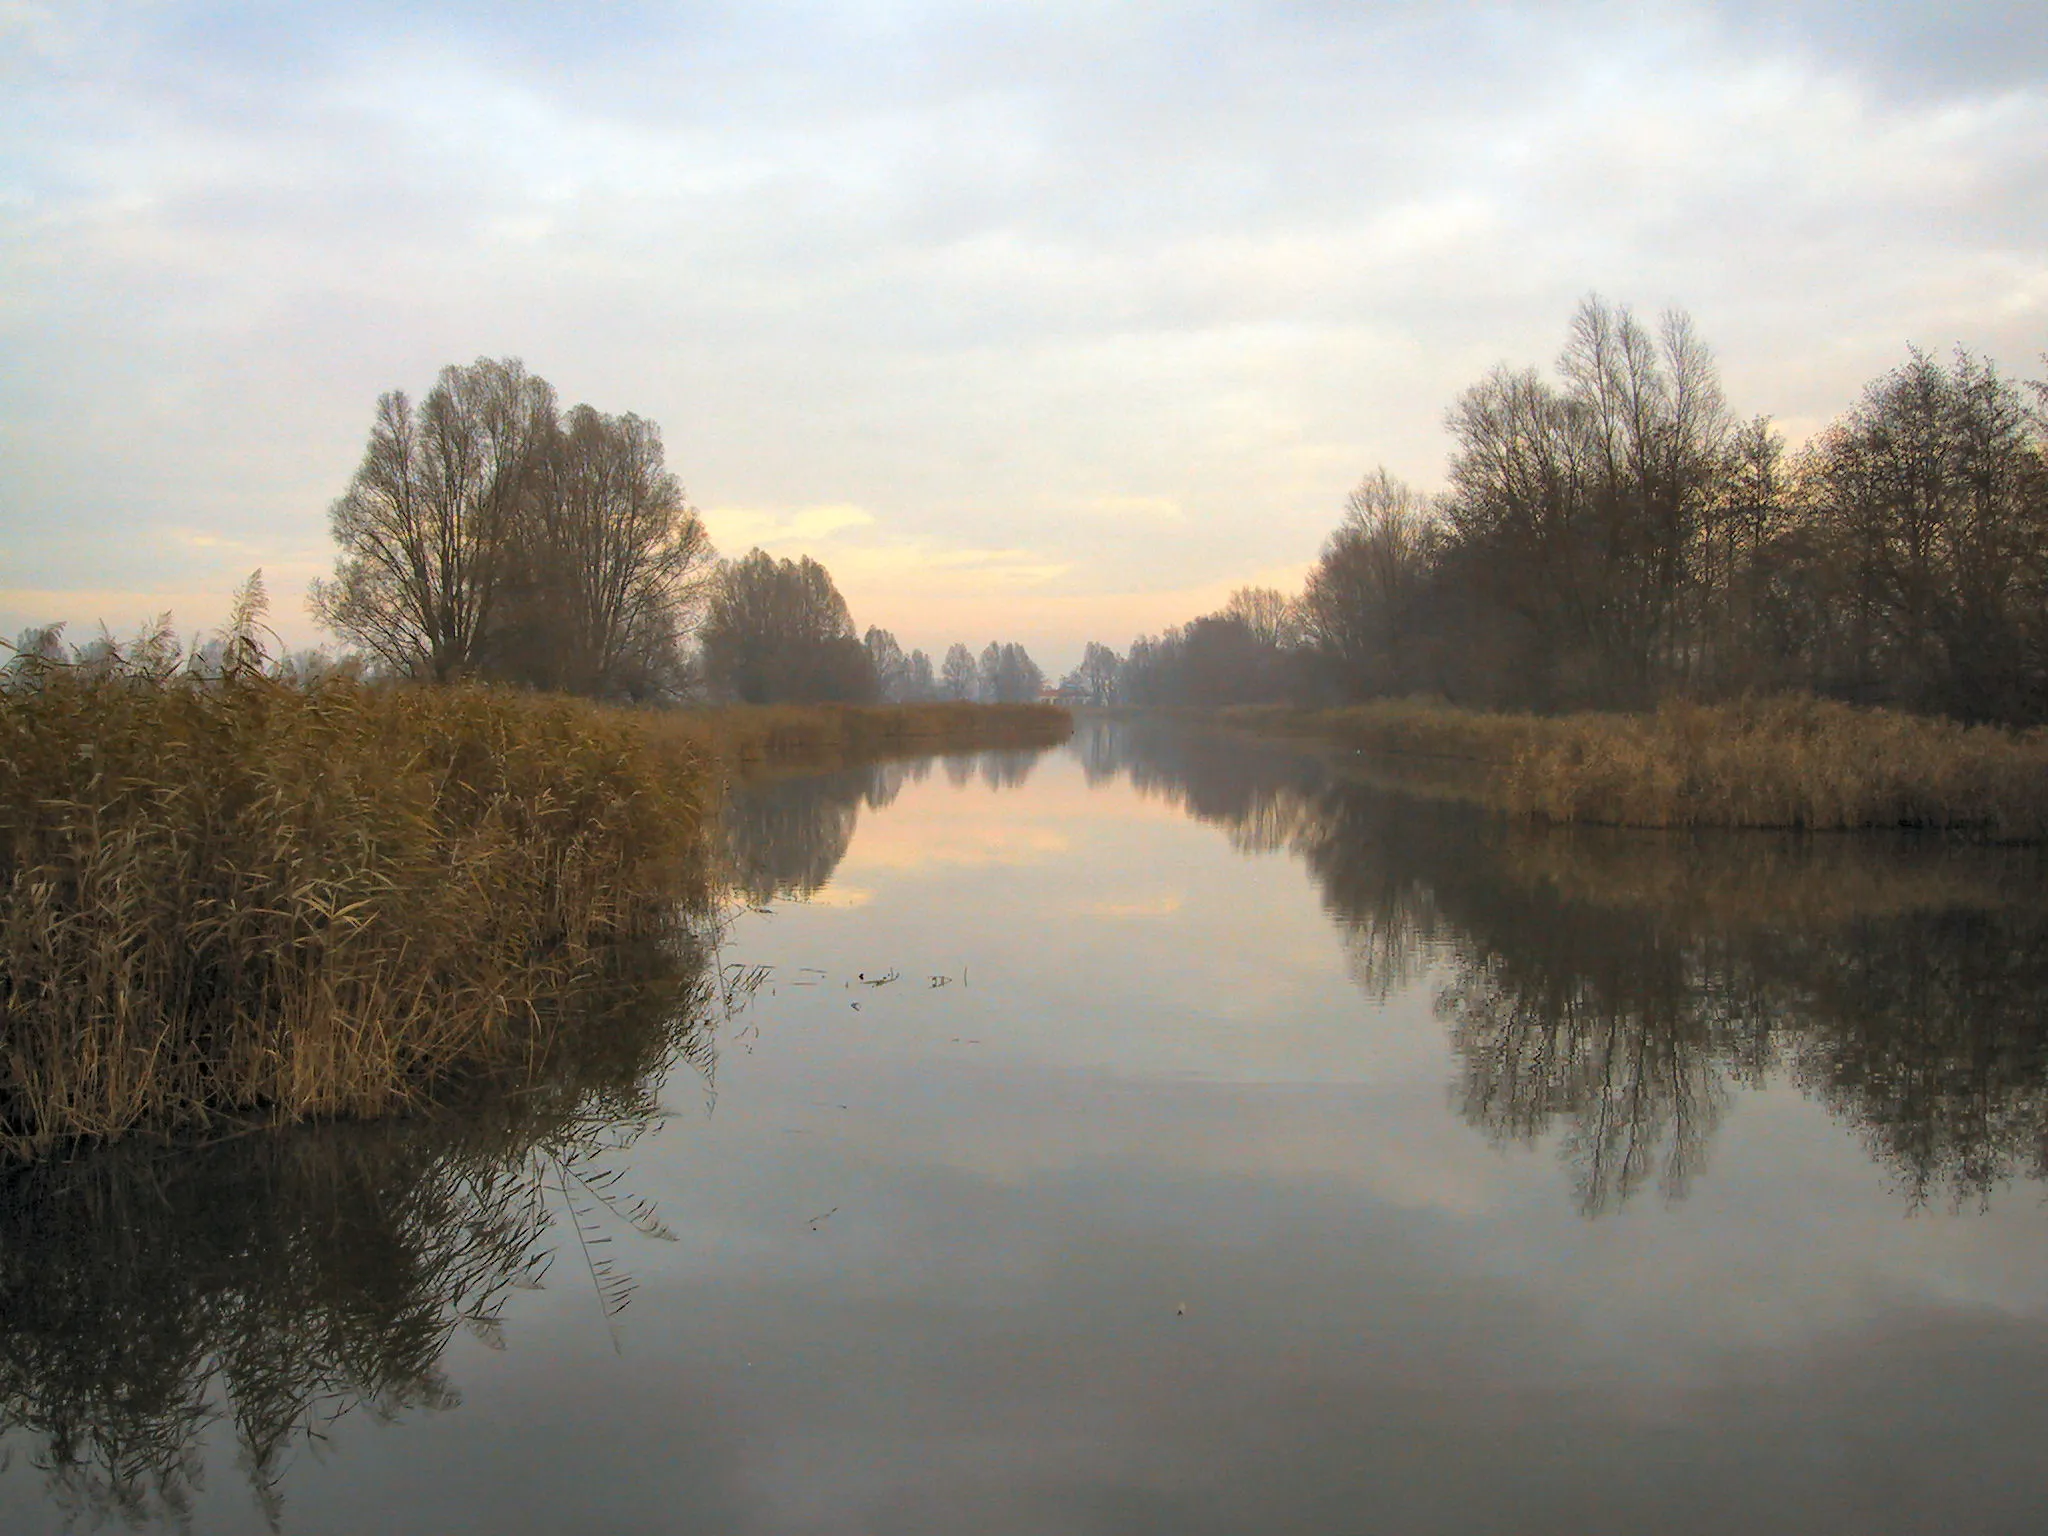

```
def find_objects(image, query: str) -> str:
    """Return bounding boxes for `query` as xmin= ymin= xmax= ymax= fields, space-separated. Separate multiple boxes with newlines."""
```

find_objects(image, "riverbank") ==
xmin=1217 ymin=695 xmax=2048 ymax=838
xmin=665 ymin=699 xmax=1073 ymax=778
xmin=0 ymin=671 xmax=1070 ymax=1159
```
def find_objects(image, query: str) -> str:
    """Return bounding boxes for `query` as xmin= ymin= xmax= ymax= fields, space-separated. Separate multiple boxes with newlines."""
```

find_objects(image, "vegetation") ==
xmin=313 ymin=357 xmax=714 ymax=700
xmin=698 ymin=548 xmax=877 ymax=703
xmin=662 ymin=699 xmax=1070 ymax=772
xmin=0 ymin=600 xmax=1069 ymax=1159
xmin=1087 ymin=301 xmax=2048 ymax=727
xmin=1220 ymin=695 xmax=2048 ymax=837
xmin=0 ymin=956 xmax=714 ymax=1525
xmin=0 ymin=648 xmax=710 ymax=1160
xmin=1063 ymin=301 xmax=2048 ymax=829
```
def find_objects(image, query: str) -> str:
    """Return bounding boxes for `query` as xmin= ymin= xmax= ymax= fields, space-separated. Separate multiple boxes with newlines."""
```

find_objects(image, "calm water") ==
xmin=6 ymin=721 xmax=2048 ymax=1534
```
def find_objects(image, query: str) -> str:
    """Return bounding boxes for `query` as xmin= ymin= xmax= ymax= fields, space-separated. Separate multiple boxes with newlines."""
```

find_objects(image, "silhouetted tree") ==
xmin=1796 ymin=348 xmax=2048 ymax=721
xmin=313 ymin=358 xmax=713 ymax=698
xmin=500 ymin=404 xmax=714 ymax=699
xmin=977 ymin=641 xmax=1044 ymax=702
xmin=313 ymin=357 xmax=556 ymax=682
xmin=698 ymin=550 xmax=877 ymax=703
xmin=1302 ymin=468 xmax=1441 ymax=699
xmin=863 ymin=626 xmax=909 ymax=701
xmin=940 ymin=642 xmax=978 ymax=700
xmin=1074 ymin=641 xmax=1122 ymax=704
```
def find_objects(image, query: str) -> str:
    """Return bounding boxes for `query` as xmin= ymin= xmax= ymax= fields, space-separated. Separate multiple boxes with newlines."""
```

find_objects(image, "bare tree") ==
xmin=976 ymin=641 xmax=1043 ymax=703
xmin=1223 ymin=586 xmax=1303 ymax=650
xmin=1798 ymin=348 xmax=2048 ymax=719
xmin=862 ymin=627 xmax=909 ymax=701
xmin=313 ymin=358 xmax=557 ymax=681
xmin=940 ymin=642 xmax=978 ymax=700
xmin=1073 ymin=640 xmax=1122 ymax=704
xmin=1302 ymin=468 xmax=1440 ymax=697
xmin=508 ymin=405 xmax=713 ymax=699
xmin=698 ymin=550 xmax=877 ymax=703
xmin=1437 ymin=297 xmax=1733 ymax=704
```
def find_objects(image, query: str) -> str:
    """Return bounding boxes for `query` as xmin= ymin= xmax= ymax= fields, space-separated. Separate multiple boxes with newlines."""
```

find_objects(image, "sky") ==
xmin=2 ymin=1 xmax=2044 ymax=676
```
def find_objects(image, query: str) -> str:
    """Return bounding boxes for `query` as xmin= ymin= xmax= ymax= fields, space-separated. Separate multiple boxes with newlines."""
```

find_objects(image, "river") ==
xmin=4 ymin=720 xmax=2046 ymax=1533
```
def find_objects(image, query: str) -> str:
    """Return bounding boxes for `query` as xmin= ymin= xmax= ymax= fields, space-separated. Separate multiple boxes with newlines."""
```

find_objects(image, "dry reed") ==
xmin=1223 ymin=695 xmax=2048 ymax=838
xmin=1 ymin=665 xmax=1071 ymax=1158
xmin=653 ymin=700 xmax=1073 ymax=774
xmin=0 ymin=668 xmax=711 ymax=1158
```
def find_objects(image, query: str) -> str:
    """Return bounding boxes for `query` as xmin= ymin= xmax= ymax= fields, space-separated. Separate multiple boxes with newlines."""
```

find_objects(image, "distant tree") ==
xmin=1223 ymin=587 xmax=1303 ymax=650
xmin=1005 ymin=643 xmax=1046 ymax=701
xmin=1179 ymin=614 xmax=1280 ymax=705
xmin=940 ymin=642 xmax=978 ymax=700
xmin=863 ymin=627 xmax=910 ymax=701
xmin=1112 ymin=309 xmax=2048 ymax=725
xmin=698 ymin=550 xmax=878 ymax=703
xmin=313 ymin=358 xmax=558 ymax=682
xmin=1075 ymin=640 xmax=1122 ymax=704
xmin=977 ymin=641 xmax=1043 ymax=702
xmin=1302 ymin=468 xmax=1441 ymax=699
xmin=904 ymin=648 xmax=937 ymax=701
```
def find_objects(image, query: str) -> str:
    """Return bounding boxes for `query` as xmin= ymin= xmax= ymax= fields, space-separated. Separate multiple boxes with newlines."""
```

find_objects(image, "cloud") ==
xmin=3 ymin=1 xmax=2043 ymax=659
xmin=702 ymin=502 xmax=878 ymax=550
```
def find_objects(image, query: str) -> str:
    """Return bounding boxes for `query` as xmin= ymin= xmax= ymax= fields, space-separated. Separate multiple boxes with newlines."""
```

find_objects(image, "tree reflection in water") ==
xmin=721 ymin=749 xmax=1047 ymax=907
xmin=1082 ymin=720 xmax=2048 ymax=1215
xmin=0 ymin=934 xmax=718 ymax=1529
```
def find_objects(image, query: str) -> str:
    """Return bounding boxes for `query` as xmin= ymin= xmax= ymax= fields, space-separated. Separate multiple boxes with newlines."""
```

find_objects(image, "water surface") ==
xmin=5 ymin=722 xmax=2047 ymax=1533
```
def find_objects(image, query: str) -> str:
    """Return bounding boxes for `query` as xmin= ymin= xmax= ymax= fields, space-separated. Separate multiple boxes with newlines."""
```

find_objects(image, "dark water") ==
xmin=6 ymin=721 xmax=2048 ymax=1534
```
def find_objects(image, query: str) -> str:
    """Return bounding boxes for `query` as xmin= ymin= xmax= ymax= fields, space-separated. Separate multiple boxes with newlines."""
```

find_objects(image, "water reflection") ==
xmin=1080 ymin=720 xmax=2048 ymax=1214
xmin=723 ymin=750 xmax=1045 ymax=904
xmin=0 ymin=938 xmax=716 ymax=1529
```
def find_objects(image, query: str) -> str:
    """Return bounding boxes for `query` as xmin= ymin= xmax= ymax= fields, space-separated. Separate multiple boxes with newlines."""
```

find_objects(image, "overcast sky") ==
xmin=3 ymin=1 xmax=2043 ymax=673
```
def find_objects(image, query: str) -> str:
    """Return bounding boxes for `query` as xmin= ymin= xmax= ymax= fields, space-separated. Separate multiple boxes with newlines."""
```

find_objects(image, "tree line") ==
xmin=693 ymin=545 xmax=1045 ymax=704
xmin=311 ymin=357 xmax=1045 ymax=706
xmin=1081 ymin=299 xmax=2048 ymax=726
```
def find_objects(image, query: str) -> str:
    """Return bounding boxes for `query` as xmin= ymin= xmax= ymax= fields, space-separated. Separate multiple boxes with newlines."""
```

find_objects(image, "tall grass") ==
xmin=1 ymin=640 xmax=1072 ymax=1159
xmin=1501 ymin=695 xmax=2048 ymax=836
xmin=655 ymin=699 xmax=1073 ymax=774
xmin=1223 ymin=695 xmax=2048 ymax=838
xmin=0 ymin=667 xmax=711 ymax=1158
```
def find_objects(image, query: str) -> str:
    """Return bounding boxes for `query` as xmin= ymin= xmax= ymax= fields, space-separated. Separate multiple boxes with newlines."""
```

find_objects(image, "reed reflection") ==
xmin=1081 ymin=720 xmax=2048 ymax=1215
xmin=0 ymin=936 xmax=716 ymax=1529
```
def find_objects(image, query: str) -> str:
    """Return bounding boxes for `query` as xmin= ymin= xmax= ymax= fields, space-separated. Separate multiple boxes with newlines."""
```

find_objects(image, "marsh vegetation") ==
xmin=1219 ymin=694 xmax=2048 ymax=835
xmin=0 ymin=607 xmax=1067 ymax=1158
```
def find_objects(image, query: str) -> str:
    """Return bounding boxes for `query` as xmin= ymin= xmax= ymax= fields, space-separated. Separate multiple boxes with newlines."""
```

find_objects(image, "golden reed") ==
xmin=0 ymin=670 xmax=711 ymax=1157
xmin=0 ymin=657 xmax=1069 ymax=1160
xmin=1224 ymin=695 xmax=2048 ymax=838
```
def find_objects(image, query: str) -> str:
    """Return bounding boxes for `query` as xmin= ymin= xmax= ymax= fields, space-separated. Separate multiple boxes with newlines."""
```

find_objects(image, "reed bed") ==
xmin=1223 ymin=695 xmax=2048 ymax=838
xmin=0 ymin=669 xmax=711 ymax=1159
xmin=656 ymin=700 xmax=1073 ymax=774
xmin=1221 ymin=699 xmax=1554 ymax=766
xmin=1 ymin=666 xmax=1071 ymax=1159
